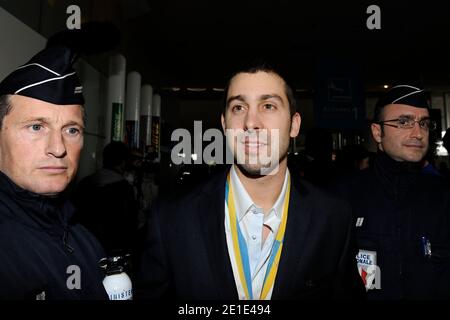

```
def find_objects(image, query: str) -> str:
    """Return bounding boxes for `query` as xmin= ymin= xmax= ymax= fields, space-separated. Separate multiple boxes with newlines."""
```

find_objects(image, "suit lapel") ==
xmin=197 ymin=169 xmax=313 ymax=300
xmin=272 ymin=179 xmax=312 ymax=299
xmin=198 ymin=169 xmax=238 ymax=299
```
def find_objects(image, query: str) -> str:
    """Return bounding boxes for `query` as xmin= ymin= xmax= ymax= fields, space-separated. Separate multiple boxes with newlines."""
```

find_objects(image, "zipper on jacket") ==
xmin=62 ymin=228 xmax=74 ymax=254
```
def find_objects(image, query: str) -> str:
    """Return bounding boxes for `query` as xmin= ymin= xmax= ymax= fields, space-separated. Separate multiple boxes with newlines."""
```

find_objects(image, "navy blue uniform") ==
xmin=0 ymin=171 xmax=108 ymax=300
xmin=339 ymin=153 xmax=450 ymax=299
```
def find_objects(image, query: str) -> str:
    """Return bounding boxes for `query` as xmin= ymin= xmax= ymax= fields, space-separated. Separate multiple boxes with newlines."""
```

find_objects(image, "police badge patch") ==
xmin=356 ymin=249 xmax=381 ymax=290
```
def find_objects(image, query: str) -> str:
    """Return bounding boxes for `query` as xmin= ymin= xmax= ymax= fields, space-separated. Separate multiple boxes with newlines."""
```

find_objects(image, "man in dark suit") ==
xmin=134 ymin=63 xmax=365 ymax=300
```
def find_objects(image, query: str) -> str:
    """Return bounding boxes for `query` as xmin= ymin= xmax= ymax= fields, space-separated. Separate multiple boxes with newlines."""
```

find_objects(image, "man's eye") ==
xmin=30 ymin=124 xmax=43 ymax=131
xmin=232 ymin=105 xmax=244 ymax=112
xmin=263 ymin=103 xmax=275 ymax=110
xmin=66 ymin=127 xmax=80 ymax=135
xmin=398 ymin=118 xmax=411 ymax=125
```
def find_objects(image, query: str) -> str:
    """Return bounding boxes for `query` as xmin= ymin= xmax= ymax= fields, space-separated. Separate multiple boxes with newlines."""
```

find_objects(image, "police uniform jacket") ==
xmin=0 ymin=171 xmax=108 ymax=300
xmin=338 ymin=153 xmax=450 ymax=299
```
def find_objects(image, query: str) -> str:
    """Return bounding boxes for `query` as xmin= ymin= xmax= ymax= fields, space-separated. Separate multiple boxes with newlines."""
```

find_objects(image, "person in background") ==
xmin=335 ymin=144 xmax=371 ymax=177
xmin=73 ymin=141 xmax=139 ymax=260
xmin=301 ymin=127 xmax=338 ymax=189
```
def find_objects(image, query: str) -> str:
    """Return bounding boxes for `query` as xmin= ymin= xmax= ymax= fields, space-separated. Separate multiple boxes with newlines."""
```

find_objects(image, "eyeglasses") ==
xmin=378 ymin=116 xmax=436 ymax=131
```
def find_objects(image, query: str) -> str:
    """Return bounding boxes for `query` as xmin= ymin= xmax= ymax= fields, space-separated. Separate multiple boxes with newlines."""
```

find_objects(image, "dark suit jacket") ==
xmin=134 ymin=167 xmax=365 ymax=300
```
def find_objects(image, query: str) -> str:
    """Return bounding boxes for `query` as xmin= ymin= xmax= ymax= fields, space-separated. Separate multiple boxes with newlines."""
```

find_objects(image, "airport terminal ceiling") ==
xmin=2 ymin=0 xmax=450 ymax=92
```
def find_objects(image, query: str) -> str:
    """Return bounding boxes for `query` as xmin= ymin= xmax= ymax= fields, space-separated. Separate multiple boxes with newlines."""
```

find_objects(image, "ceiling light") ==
xmin=187 ymin=88 xmax=206 ymax=92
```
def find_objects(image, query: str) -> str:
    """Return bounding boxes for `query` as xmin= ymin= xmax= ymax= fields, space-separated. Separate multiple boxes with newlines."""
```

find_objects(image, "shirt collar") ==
xmin=230 ymin=165 xmax=289 ymax=225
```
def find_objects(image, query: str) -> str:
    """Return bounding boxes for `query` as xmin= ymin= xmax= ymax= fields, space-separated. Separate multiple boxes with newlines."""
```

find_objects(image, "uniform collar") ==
xmin=0 ymin=170 xmax=73 ymax=230
xmin=375 ymin=151 xmax=422 ymax=174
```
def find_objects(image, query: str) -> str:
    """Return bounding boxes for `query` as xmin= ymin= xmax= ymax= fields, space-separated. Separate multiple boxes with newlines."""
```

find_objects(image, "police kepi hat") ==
xmin=0 ymin=45 xmax=84 ymax=105
xmin=376 ymin=84 xmax=429 ymax=110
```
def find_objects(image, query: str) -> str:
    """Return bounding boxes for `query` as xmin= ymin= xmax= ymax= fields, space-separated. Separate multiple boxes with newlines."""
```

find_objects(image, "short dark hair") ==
xmin=373 ymin=102 xmax=385 ymax=124
xmin=0 ymin=95 xmax=13 ymax=130
xmin=222 ymin=61 xmax=297 ymax=117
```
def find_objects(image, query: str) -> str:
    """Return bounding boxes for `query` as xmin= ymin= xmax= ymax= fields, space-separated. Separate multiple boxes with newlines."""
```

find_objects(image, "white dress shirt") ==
xmin=225 ymin=165 xmax=289 ymax=300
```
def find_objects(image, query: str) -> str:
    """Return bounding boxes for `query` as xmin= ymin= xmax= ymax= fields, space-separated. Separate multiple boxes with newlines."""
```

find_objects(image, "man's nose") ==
xmin=409 ymin=121 xmax=424 ymax=140
xmin=244 ymin=107 xmax=262 ymax=131
xmin=46 ymin=131 xmax=67 ymax=158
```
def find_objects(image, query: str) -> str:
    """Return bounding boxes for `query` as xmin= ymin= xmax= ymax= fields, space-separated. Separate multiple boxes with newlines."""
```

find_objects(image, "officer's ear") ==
xmin=289 ymin=112 xmax=301 ymax=138
xmin=371 ymin=123 xmax=382 ymax=144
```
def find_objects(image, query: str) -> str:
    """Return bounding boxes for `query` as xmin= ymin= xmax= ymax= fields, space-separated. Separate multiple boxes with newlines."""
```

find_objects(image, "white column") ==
xmin=125 ymin=71 xmax=141 ymax=149
xmin=140 ymin=84 xmax=153 ymax=154
xmin=151 ymin=94 xmax=161 ymax=162
xmin=105 ymin=54 xmax=126 ymax=144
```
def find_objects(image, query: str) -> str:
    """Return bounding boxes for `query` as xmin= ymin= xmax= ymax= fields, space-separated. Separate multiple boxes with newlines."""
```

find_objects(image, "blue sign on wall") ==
xmin=314 ymin=57 xmax=366 ymax=129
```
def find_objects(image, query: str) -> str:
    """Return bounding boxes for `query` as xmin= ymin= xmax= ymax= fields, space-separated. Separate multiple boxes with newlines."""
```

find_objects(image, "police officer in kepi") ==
xmin=338 ymin=84 xmax=450 ymax=299
xmin=0 ymin=44 xmax=108 ymax=299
